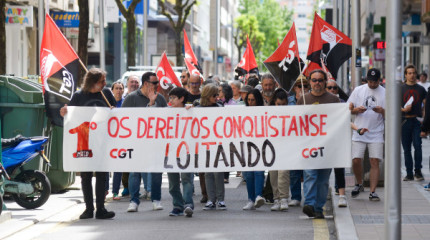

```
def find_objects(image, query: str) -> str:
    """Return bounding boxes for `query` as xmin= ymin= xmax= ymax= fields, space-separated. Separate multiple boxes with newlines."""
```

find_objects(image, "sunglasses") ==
xmin=297 ymin=85 xmax=309 ymax=88
xmin=311 ymin=78 xmax=325 ymax=83
xmin=180 ymin=76 xmax=186 ymax=78
xmin=327 ymin=86 xmax=338 ymax=90
xmin=148 ymin=81 xmax=159 ymax=85
xmin=190 ymin=82 xmax=200 ymax=86
xmin=212 ymin=94 xmax=219 ymax=98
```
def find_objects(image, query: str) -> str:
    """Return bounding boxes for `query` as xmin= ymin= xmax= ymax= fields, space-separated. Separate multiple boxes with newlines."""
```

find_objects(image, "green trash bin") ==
xmin=0 ymin=76 xmax=46 ymax=172
xmin=0 ymin=76 xmax=75 ymax=192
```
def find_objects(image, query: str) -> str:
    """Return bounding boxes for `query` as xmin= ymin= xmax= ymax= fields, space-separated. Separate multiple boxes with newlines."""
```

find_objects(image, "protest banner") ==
xmin=63 ymin=104 xmax=351 ymax=172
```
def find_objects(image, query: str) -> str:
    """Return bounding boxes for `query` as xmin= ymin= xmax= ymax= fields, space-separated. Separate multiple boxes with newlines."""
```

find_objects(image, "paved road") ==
xmin=2 ymin=174 xmax=337 ymax=240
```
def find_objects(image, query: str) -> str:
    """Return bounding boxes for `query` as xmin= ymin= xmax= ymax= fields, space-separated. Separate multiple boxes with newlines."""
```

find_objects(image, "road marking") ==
xmin=313 ymin=219 xmax=330 ymax=240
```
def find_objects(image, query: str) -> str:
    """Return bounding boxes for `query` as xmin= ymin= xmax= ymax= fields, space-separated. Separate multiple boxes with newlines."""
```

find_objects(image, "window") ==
xmin=298 ymin=14 xmax=306 ymax=18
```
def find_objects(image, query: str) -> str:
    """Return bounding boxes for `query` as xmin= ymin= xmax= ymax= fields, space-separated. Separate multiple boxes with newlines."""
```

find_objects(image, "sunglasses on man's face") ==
xmin=327 ymin=86 xmax=338 ymax=90
xmin=148 ymin=81 xmax=159 ymax=85
xmin=297 ymin=85 xmax=308 ymax=88
xmin=311 ymin=78 xmax=325 ymax=83
xmin=180 ymin=76 xmax=186 ymax=79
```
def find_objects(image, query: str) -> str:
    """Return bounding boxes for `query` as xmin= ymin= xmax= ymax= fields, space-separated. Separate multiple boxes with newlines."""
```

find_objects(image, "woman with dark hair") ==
xmin=218 ymin=83 xmax=234 ymax=106
xmin=60 ymin=68 xmax=116 ymax=220
xmin=243 ymin=89 xmax=266 ymax=210
xmin=198 ymin=84 xmax=226 ymax=210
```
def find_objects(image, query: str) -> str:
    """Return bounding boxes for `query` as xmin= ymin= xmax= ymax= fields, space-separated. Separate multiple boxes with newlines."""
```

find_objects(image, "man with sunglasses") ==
xmin=297 ymin=69 xmax=340 ymax=219
xmin=347 ymin=68 xmax=385 ymax=202
xmin=326 ymin=80 xmax=345 ymax=103
xmin=187 ymin=74 xmax=203 ymax=106
xmin=180 ymin=70 xmax=190 ymax=90
xmin=122 ymin=72 xmax=168 ymax=213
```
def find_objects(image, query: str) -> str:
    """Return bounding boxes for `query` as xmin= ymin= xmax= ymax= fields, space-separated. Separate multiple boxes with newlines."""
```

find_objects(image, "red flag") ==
xmin=306 ymin=12 xmax=351 ymax=79
xmin=185 ymin=58 xmax=203 ymax=79
xmin=264 ymin=23 xmax=304 ymax=91
xmin=40 ymin=14 xmax=80 ymax=127
xmin=183 ymin=30 xmax=198 ymax=67
xmin=156 ymin=52 xmax=182 ymax=90
xmin=235 ymin=36 xmax=259 ymax=78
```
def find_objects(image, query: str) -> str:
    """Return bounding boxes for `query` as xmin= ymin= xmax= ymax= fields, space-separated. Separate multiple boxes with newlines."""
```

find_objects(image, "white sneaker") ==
xmin=254 ymin=195 xmax=265 ymax=208
xmin=288 ymin=199 xmax=300 ymax=207
xmin=338 ymin=195 xmax=347 ymax=207
xmin=243 ymin=201 xmax=256 ymax=210
xmin=127 ymin=201 xmax=138 ymax=212
xmin=270 ymin=200 xmax=280 ymax=211
xmin=280 ymin=198 xmax=289 ymax=211
xmin=152 ymin=200 xmax=163 ymax=210
xmin=140 ymin=190 xmax=149 ymax=199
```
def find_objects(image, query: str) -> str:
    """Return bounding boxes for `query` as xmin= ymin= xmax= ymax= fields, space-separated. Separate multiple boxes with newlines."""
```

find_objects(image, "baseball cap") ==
xmin=367 ymin=69 xmax=381 ymax=81
xmin=240 ymin=85 xmax=253 ymax=93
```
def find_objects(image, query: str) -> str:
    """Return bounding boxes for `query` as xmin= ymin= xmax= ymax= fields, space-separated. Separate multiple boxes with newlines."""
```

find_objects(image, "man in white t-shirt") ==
xmin=347 ymin=68 xmax=385 ymax=201
xmin=418 ymin=73 xmax=429 ymax=92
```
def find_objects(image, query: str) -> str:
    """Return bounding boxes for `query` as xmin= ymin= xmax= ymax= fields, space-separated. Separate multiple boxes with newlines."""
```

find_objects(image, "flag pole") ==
xmin=298 ymin=54 xmax=305 ymax=105
xmin=78 ymin=59 xmax=112 ymax=108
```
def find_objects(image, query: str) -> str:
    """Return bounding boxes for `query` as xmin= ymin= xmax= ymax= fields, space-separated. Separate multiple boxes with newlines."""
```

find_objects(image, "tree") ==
xmin=237 ymin=0 xmax=293 ymax=70
xmin=0 ymin=1 xmax=5 ymax=74
xmin=115 ymin=0 xmax=140 ymax=68
xmin=78 ymin=0 xmax=89 ymax=85
xmin=158 ymin=0 xmax=197 ymax=66
xmin=233 ymin=14 xmax=265 ymax=63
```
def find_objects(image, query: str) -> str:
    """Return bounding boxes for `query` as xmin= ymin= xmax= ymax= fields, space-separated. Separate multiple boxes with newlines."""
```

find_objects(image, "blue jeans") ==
xmin=290 ymin=170 xmax=303 ymax=201
xmin=243 ymin=171 xmax=265 ymax=202
xmin=129 ymin=172 xmax=144 ymax=205
xmin=303 ymin=169 xmax=332 ymax=213
xmin=401 ymin=118 xmax=422 ymax=176
xmin=142 ymin=172 xmax=151 ymax=192
xmin=112 ymin=172 xmax=122 ymax=194
xmin=150 ymin=173 xmax=162 ymax=201
xmin=167 ymin=173 xmax=194 ymax=210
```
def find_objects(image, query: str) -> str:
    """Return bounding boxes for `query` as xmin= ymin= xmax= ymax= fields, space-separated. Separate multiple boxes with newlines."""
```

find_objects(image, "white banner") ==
xmin=63 ymin=104 xmax=351 ymax=172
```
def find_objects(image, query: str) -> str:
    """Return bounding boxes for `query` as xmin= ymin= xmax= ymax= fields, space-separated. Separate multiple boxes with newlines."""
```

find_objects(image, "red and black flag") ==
xmin=40 ymin=14 xmax=79 ymax=127
xmin=264 ymin=23 xmax=304 ymax=91
xmin=306 ymin=12 xmax=351 ymax=79
xmin=235 ymin=36 xmax=259 ymax=78
xmin=183 ymin=29 xmax=203 ymax=74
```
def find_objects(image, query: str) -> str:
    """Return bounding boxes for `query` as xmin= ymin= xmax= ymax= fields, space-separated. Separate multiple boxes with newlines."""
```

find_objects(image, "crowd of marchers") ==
xmin=59 ymin=65 xmax=430 ymax=220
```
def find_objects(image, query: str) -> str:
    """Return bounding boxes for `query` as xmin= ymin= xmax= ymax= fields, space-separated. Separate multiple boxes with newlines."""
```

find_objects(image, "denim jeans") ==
xmin=205 ymin=172 xmax=225 ymax=203
xmin=401 ymin=118 xmax=423 ymax=176
xmin=290 ymin=170 xmax=303 ymax=201
xmin=303 ymin=169 xmax=332 ymax=213
xmin=150 ymin=173 xmax=162 ymax=201
xmin=167 ymin=173 xmax=194 ymax=210
xmin=243 ymin=171 xmax=265 ymax=202
xmin=112 ymin=172 xmax=122 ymax=194
xmin=129 ymin=172 xmax=144 ymax=205
xmin=142 ymin=172 xmax=152 ymax=192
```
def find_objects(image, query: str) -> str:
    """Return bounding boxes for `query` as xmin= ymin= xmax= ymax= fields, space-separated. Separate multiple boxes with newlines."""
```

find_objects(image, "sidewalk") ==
xmin=332 ymin=138 xmax=430 ymax=240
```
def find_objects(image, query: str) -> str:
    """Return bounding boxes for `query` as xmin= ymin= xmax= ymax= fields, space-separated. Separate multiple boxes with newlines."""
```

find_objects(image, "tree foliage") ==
xmin=237 ymin=0 xmax=294 ymax=70
xmin=233 ymin=15 xmax=264 ymax=63
xmin=158 ymin=0 xmax=197 ymax=66
xmin=115 ymin=0 xmax=140 ymax=68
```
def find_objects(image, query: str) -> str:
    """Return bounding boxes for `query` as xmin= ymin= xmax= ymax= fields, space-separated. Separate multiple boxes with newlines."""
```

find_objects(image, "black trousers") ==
xmin=81 ymin=172 xmax=107 ymax=210
xmin=334 ymin=168 xmax=345 ymax=189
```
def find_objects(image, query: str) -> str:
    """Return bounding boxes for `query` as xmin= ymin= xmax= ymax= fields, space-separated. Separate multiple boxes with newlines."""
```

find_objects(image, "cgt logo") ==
xmin=110 ymin=148 xmax=134 ymax=159
xmin=302 ymin=147 xmax=325 ymax=159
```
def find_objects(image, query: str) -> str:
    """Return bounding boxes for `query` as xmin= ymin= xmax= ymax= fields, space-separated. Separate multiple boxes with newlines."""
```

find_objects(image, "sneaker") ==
xmin=424 ymin=183 xmax=430 ymax=191
xmin=403 ymin=175 xmax=414 ymax=181
xmin=265 ymin=198 xmax=274 ymax=205
xmin=288 ymin=199 xmax=301 ymax=207
xmin=243 ymin=201 xmax=256 ymax=210
xmin=335 ymin=187 xmax=339 ymax=195
xmin=152 ymin=200 xmax=163 ymax=210
xmin=338 ymin=195 xmax=347 ymax=207
xmin=302 ymin=205 xmax=315 ymax=218
xmin=140 ymin=190 xmax=149 ymax=199
xmin=95 ymin=208 xmax=115 ymax=219
xmin=127 ymin=201 xmax=138 ymax=212
xmin=203 ymin=201 xmax=216 ymax=210
xmin=369 ymin=192 xmax=380 ymax=201
xmin=254 ymin=195 xmax=265 ymax=208
xmin=169 ymin=208 xmax=184 ymax=216
xmin=351 ymin=184 xmax=364 ymax=198
xmin=270 ymin=200 xmax=280 ymax=211
xmin=315 ymin=211 xmax=325 ymax=219
xmin=217 ymin=201 xmax=227 ymax=210
xmin=184 ymin=206 xmax=194 ymax=217
xmin=79 ymin=209 xmax=94 ymax=219
xmin=224 ymin=179 xmax=229 ymax=184
xmin=113 ymin=193 xmax=121 ymax=200
xmin=280 ymin=198 xmax=289 ymax=211
xmin=121 ymin=188 xmax=129 ymax=197
xmin=200 ymin=196 xmax=208 ymax=203
xmin=414 ymin=170 xmax=425 ymax=181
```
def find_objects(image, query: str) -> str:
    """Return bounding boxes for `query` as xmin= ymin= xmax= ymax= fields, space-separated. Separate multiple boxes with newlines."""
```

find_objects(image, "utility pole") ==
xmin=38 ymin=0 xmax=44 ymax=74
xmin=384 ymin=0 xmax=402 ymax=239
xmin=143 ymin=0 xmax=148 ymax=66
xmin=214 ymin=0 xmax=219 ymax=75
xmin=351 ymin=0 xmax=361 ymax=89
xmin=100 ymin=0 xmax=105 ymax=70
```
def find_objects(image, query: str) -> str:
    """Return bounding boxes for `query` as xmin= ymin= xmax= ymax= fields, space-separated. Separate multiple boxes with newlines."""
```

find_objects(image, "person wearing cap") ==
xmin=401 ymin=64 xmax=427 ymax=181
xmin=239 ymin=85 xmax=253 ymax=100
xmin=347 ymin=68 xmax=385 ymax=202
xmin=288 ymin=75 xmax=309 ymax=105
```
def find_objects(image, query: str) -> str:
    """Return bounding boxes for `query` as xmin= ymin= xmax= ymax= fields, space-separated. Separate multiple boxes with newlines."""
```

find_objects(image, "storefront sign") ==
xmin=5 ymin=5 xmax=33 ymax=27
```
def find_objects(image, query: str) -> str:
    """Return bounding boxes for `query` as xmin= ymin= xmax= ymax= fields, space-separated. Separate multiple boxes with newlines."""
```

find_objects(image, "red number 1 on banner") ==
xmin=69 ymin=121 xmax=97 ymax=158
